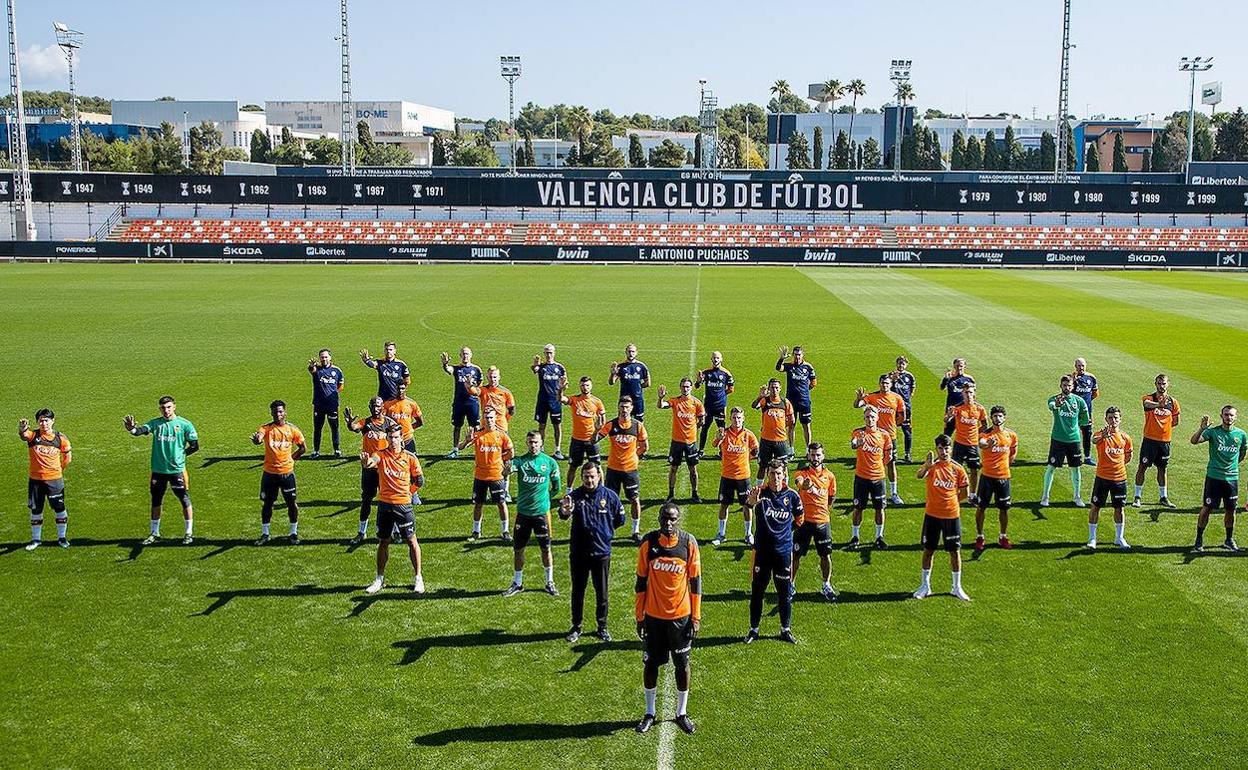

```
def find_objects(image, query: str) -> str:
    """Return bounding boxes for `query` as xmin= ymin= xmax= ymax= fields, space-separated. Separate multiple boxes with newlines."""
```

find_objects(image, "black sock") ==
xmin=1227 ymin=525 xmax=1234 ymax=541
xmin=1196 ymin=525 xmax=1206 ymax=542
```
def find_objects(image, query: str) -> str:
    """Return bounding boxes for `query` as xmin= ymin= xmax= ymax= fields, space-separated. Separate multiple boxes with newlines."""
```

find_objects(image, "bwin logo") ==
xmin=959 ymin=190 xmax=968 ymax=203
xmin=180 ymin=182 xmax=190 ymax=196
xmin=62 ymin=181 xmax=72 ymax=195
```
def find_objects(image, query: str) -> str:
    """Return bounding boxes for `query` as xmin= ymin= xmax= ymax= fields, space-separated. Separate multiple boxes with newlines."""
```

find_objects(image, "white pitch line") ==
xmin=687 ymin=266 xmax=702 ymax=373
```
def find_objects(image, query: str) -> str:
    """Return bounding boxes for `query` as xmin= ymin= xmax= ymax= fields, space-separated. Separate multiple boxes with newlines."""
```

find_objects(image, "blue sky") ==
xmin=19 ymin=1 xmax=1244 ymax=122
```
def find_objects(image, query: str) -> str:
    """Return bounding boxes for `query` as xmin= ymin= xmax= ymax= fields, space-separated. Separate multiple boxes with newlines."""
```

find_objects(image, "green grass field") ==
xmin=3 ymin=264 xmax=1248 ymax=769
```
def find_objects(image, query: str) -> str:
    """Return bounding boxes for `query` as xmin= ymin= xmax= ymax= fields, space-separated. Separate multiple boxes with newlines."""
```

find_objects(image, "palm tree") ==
xmin=847 ymin=79 xmax=866 ymax=167
xmin=897 ymin=83 xmax=916 ymax=107
xmin=770 ymin=80 xmax=791 ymax=168
xmin=822 ymin=79 xmax=843 ymax=165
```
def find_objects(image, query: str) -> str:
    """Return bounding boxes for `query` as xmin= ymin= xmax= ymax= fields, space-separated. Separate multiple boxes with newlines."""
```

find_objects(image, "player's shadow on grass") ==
xmin=198 ymin=454 xmax=263 ymax=469
xmin=710 ymin=542 xmax=751 ymax=562
xmin=1059 ymin=543 xmax=1194 ymax=560
xmin=390 ymin=628 xmax=566 ymax=664
xmin=302 ymin=499 xmax=361 ymax=518
xmin=565 ymin=635 xmax=739 ymax=673
xmin=413 ymin=719 xmax=634 ymax=746
xmin=196 ymin=583 xmax=359 ymax=616
xmin=350 ymin=587 xmax=498 ymax=618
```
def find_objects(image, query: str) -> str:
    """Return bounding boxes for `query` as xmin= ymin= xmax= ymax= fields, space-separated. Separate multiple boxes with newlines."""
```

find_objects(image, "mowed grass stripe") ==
xmin=1113 ymin=269 xmax=1248 ymax=302
xmin=1017 ymin=269 xmax=1248 ymax=334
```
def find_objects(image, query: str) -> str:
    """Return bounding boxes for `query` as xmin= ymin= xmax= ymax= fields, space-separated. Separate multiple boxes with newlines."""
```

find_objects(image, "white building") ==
xmin=493 ymin=138 xmax=576 ymax=167
xmin=611 ymin=129 xmax=697 ymax=166
xmin=265 ymin=101 xmax=454 ymax=166
xmin=110 ymin=100 xmax=319 ymax=151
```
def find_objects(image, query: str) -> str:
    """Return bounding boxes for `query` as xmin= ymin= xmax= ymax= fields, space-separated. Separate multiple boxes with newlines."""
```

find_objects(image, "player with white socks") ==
xmin=1087 ymin=407 xmax=1134 ymax=549
xmin=362 ymin=424 xmax=425 ymax=594
xmin=914 ymin=435 xmax=972 ymax=602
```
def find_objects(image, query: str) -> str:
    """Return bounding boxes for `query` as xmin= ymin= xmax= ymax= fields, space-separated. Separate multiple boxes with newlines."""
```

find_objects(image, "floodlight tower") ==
xmin=1180 ymin=56 xmax=1213 ymax=168
xmin=6 ymin=0 xmax=34 ymax=240
xmin=53 ymin=21 xmax=84 ymax=173
xmin=889 ymin=59 xmax=912 ymax=180
xmin=698 ymin=79 xmax=719 ymax=170
xmin=339 ymin=0 xmax=355 ymax=174
xmin=1054 ymin=0 xmax=1071 ymax=181
xmin=500 ymin=56 xmax=521 ymax=174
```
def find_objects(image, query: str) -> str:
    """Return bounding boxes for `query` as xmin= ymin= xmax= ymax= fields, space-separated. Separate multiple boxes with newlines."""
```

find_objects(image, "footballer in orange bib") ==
xmin=792 ymin=442 xmax=838 ymax=600
xmin=752 ymin=379 xmax=794 ymax=481
xmin=563 ymin=377 xmax=608 ymax=479
xmin=382 ymin=381 xmax=424 ymax=452
xmin=915 ymin=434 xmax=971 ymax=602
xmin=855 ymin=373 xmax=908 ymax=505
xmin=1088 ymin=406 xmax=1134 ymax=550
xmin=945 ymin=383 xmax=989 ymax=502
xmin=596 ymin=396 xmax=649 ymax=541
xmin=250 ymin=400 xmax=307 ymax=545
xmin=361 ymin=423 xmax=426 ymax=596
xmin=18 ymin=408 xmax=72 ymax=550
xmin=974 ymin=405 xmax=1019 ymax=552
xmin=344 ymin=396 xmax=398 ymax=546
xmin=712 ymin=407 xmax=760 ymax=545
xmin=658 ymin=379 xmax=706 ymax=503
xmin=1135 ymin=374 xmax=1181 ymax=509
xmin=460 ymin=407 xmax=515 ymax=542
xmin=849 ymin=406 xmax=894 ymax=549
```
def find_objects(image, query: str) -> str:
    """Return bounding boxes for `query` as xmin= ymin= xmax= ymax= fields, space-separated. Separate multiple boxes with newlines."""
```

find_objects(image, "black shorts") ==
xmin=975 ymin=476 xmax=1011 ymax=507
xmin=535 ymin=400 xmax=563 ymax=424
xmin=1091 ymin=477 xmax=1128 ymax=508
xmin=605 ymin=468 xmax=641 ymax=502
xmin=642 ymin=615 xmax=694 ymax=670
xmin=569 ymin=438 xmax=599 ymax=467
xmin=27 ymin=478 xmax=66 ymax=514
xmin=952 ymin=441 xmax=981 ymax=470
xmin=752 ymin=548 xmax=792 ymax=580
xmin=667 ymin=441 xmax=699 ymax=467
xmin=150 ymin=471 xmax=190 ymax=505
xmin=452 ymin=400 xmax=481 ymax=429
xmin=514 ymin=514 xmax=551 ymax=550
xmin=1139 ymin=438 xmax=1171 ymax=469
xmin=1047 ymin=439 xmax=1083 ymax=468
xmin=705 ymin=406 xmax=727 ymax=427
xmin=852 ymin=475 xmax=887 ymax=512
xmin=259 ymin=471 xmax=297 ymax=503
xmin=787 ymin=398 xmax=813 ymax=425
xmin=472 ymin=478 xmax=508 ymax=504
xmin=403 ymin=438 xmax=416 ymax=454
xmin=376 ymin=501 xmax=415 ymax=540
xmin=361 ymin=467 xmax=380 ymax=499
xmin=718 ymin=476 xmax=750 ymax=505
xmin=312 ymin=407 xmax=339 ymax=419
xmin=921 ymin=514 xmax=962 ymax=552
xmin=794 ymin=521 xmax=833 ymax=557
xmin=758 ymin=439 xmax=791 ymax=469
xmin=1203 ymin=477 xmax=1239 ymax=511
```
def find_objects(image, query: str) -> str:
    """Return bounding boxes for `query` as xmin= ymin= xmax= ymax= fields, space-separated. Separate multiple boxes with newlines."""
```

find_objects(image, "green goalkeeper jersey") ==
xmin=511 ymin=451 xmax=561 ymax=518
xmin=1047 ymin=394 xmax=1089 ymax=443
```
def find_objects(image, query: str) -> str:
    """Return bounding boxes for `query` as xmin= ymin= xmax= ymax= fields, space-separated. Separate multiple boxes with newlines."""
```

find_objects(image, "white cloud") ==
xmin=19 ymin=43 xmax=69 ymax=86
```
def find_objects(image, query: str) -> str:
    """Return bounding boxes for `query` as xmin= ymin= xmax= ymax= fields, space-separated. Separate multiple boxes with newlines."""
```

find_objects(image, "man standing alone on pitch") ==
xmin=1135 ymin=374 xmax=1180 ymax=509
xmin=504 ymin=431 xmax=561 ymax=597
xmin=360 ymin=341 xmax=409 ymax=402
xmin=744 ymin=460 xmax=801 ymax=644
xmin=532 ymin=344 xmax=567 ymax=460
xmin=634 ymin=502 xmax=700 ymax=736
xmin=124 ymin=396 xmax=199 ymax=545
xmin=1190 ymin=406 xmax=1248 ymax=553
xmin=1041 ymin=375 xmax=1090 ymax=508
xmin=776 ymin=346 xmax=816 ymax=450
xmin=251 ymin=400 xmax=306 ymax=545
xmin=914 ymin=435 xmax=972 ymax=601
xmin=19 ymin=409 xmax=72 ymax=550
xmin=307 ymin=348 xmax=344 ymax=458
xmin=559 ymin=461 xmax=625 ymax=643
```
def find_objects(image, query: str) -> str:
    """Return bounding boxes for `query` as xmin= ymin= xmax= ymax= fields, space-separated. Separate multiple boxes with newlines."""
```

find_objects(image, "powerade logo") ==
xmin=963 ymin=251 xmax=1004 ymax=263
xmin=556 ymin=247 xmax=590 ymax=260
xmin=883 ymin=250 xmax=921 ymax=262
xmin=54 ymin=245 xmax=97 ymax=254
xmin=306 ymin=246 xmax=347 ymax=257
xmin=223 ymin=246 xmax=263 ymax=256
xmin=803 ymin=249 xmax=837 ymax=262
xmin=1127 ymin=253 xmax=1166 ymax=264
xmin=1046 ymin=252 xmax=1086 ymax=263
xmin=470 ymin=247 xmax=511 ymax=259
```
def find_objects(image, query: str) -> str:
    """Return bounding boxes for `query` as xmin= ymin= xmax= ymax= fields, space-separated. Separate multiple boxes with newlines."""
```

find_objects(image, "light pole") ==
xmin=553 ymin=112 xmax=558 ymax=169
xmin=500 ymin=55 xmax=521 ymax=174
xmin=1180 ymin=56 xmax=1213 ymax=168
xmin=1054 ymin=0 xmax=1071 ymax=181
xmin=889 ymin=59 xmax=911 ymax=180
xmin=182 ymin=110 xmax=190 ymax=168
xmin=5 ymin=0 xmax=34 ymax=239
xmin=53 ymin=21 xmax=83 ymax=173
xmin=338 ymin=0 xmax=355 ymax=174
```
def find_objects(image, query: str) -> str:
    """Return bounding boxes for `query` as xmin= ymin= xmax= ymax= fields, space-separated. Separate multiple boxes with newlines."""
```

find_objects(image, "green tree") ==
xmin=1003 ymin=125 xmax=1022 ymax=170
xmin=188 ymin=120 xmax=225 ymax=174
xmin=1063 ymin=121 xmax=1077 ymax=171
xmin=964 ymin=135 xmax=983 ymax=169
xmin=1140 ymin=149 xmax=1152 ymax=173
xmin=565 ymin=143 xmax=580 ymax=167
xmin=1111 ymin=131 xmax=1128 ymax=172
xmin=786 ymin=130 xmax=811 ymax=169
xmin=1084 ymin=142 xmax=1101 ymax=172
xmin=950 ymin=129 xmax=966 ymax=170
xmin=982 ymin=130 xmax=1000 ymax=170
xmin=846 ymin=79 xmax=866 ymax=167
xmin=306 ymin=136 xmax=341 ymax=166
xmin=249 ymin=129 xmax=271 ymax=163
xmin=131 ymin=130 xmax=156 ymax=173
xmin=454 ymin=134 xmax=500 ymax=166
xmin=860 ymin=137 xmax=882 ymax=169
xmin=523 ymin=131 xmax=535 ymax=167
xmin=1157 ymin=121 xmax=1188 ymax=171
xmin=269 ymin=127 xmax=307 ymax=166
xmin=834 ymin=130 xmax=851 ymax=169
xmin=1215 ymin=107 xmax=1248 ymax=161
xmin=152 ymin=121 xmax=185 ymax=174
xmin=356 ymin=120 xmax=377 ymax=157
xmin=928 ymin=131 xmax=943 ymax=169
xmin=812 ymin=126 xmax=823 ymax=170
xmin=1150 ymin=131 xmax=1168 ymax=171
xmin=821 ymin=79 xmax=843 ymax=145
xmin=432 ymin=133 xmax=447 ymax=166
xmin=629 ymin=134 xmax=645 ymax=167
xmin=900 ymin=124 xmax=920 ymax=170
xmin=694 ymin=133 xmax=703 ymax=167
xmin=104 ymin=135 xmax=136 ymax=172
xmin=648 ymin=139 xmax=689 ymax=168
xmin=1039 ymin=131 xmax=1056 ymax=171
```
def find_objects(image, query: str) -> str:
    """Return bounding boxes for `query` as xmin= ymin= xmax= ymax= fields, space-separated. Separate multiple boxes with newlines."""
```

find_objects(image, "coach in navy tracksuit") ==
xmin=745 ymin=459 xmax=802 ymax=645
xmin=559 ymin=460 xmax=625 ymax=643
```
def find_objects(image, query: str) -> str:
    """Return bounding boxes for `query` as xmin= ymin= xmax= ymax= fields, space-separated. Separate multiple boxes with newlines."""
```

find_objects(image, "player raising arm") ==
xmin=344 ymin=398 xmax=398 ymax=545
xmin=251 ymin=400 xmax=306 ymax=545
xmin=307 ymin=348 xmax=344 ymax=458
xmin=1135 ymin=374 xmax=1180 ymax=509
xmin=19 ymin=409 xmax=72 ymax=550
xmin=914 ymin=435 xmax=972 ymax=602
xmin=939 ymin=358 xmax=975 ymax=437
xmin=658 ymin=379 xmax=705 ymax=502
xmin=776 ymin=345 xmax=816 ymax=449
xmin=561 ymin=376 xmax=606 ymax=480
xmin=848 ymin=406 xmax=893 ymax=549
xmin=711 ymin=407 xmax=759 ymax=546
xmin=974 ymin=406 xmax=1018 ymax=551
xmin=1087 ymin=407 xmax=1133 ymax=550
xmin=442 ymin=347 xmax=483 ymax=457
xmin=752 ymin=379 xmax=795 ymax=482
xmin=1190 ymin=406 xmax=1248 ymax=553
xmin=124 ymin=396 xmax=199 ymax=545
xmin=944 ymin=383 xmax=988 ymax=505
xmin=855 ymin=374 xmax=907 ymax=504
xmin=361 ymin=423 xmax=425 ymax=595
xmin=532 ymin=344 xmax=567 ymax=460
xmin=360 ymin=341 xmax=409 ymax=401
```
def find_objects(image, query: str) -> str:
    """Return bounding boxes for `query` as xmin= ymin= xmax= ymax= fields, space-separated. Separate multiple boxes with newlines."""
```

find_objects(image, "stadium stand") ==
xmin=110 ymin=219 xmax=1248 ymax=251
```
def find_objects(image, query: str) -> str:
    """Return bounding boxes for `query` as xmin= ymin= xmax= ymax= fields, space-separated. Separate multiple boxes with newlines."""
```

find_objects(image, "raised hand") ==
xmin=778 ymin=345 xmax=789 ymax=359
xmin=532 ymin=355 xmax=541 ymax=367
xmin=1201 ymin=414 xmax=1211 ymax=429
xmin=251 ymin=429 xmax=264 ymax=444
xmin=18 ymin=418 xmax=29 ymax=432
xmin=758 ymin=385 xmax=768 ymax=399
xmin=558 ymin=495 xmax=575 ymax=519
xmin=657 ymin=384 xmax=668 ymax=400
xmin=358 ymin=349 xmax=370 ymax=362
xmin=924 ymin=450 xmax=935 ymax=470
xmin=307 ymin=357 xmax=318 ymax=371
xmin=343 ymin=406 xmax=355 ymax=423
xmin=123 ymin=415 xmax=136 ymax=432
xmin=856 ymin=386 xmax=867 ymax=400
xmin=610 ymin=361 xmax=620 ymax=376
xmin=716 ymin=427 xmax=727 ymax=442
xmin=557 ymin=375 xmax=568 ymax=392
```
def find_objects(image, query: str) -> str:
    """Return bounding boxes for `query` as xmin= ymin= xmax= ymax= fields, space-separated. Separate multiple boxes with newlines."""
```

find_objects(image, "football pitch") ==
xmin=4 ymin=263 xmax=1248 ymax=768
